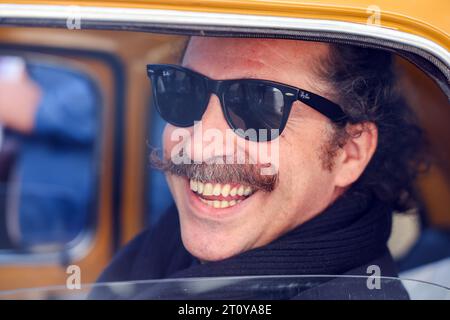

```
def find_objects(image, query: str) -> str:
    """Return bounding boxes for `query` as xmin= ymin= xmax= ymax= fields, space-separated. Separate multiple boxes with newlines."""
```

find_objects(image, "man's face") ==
xmin=162 ymin=37 xmax=345 ymax=261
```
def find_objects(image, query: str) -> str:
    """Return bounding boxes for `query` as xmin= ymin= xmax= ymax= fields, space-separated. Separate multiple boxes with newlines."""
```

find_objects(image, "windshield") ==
xmin=0 ymin=276 xmax=448 ymax=300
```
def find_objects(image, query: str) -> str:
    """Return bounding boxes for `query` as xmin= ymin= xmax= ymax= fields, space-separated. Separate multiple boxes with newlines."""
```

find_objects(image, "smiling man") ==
xmin=95 ymin=37 xmax=425 ymax=299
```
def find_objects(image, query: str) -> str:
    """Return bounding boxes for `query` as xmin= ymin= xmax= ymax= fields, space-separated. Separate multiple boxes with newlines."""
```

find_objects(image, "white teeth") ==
xmin=212 ymin=184 xmax=221 ymax=196
xmin=203 ymin=183 xmax=213 ymax=196
xmin=189 ymin=179 xmax=196 ymax=192
xmin=221 ymin=184 xmax=231 ymax=197
xmin=197 ymin=181 xmax=204 ymax=194
xmin=237 ymin=185 xmax=245 ymax=196
xmin=199 ymin=199 xmax=240 ymax=209
xmin=190 ymin=179 xmax=254 ymax=205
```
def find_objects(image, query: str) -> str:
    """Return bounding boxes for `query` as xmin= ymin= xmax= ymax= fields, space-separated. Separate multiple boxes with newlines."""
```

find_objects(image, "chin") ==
xmin=179 ymin=222 xmax=245 ymax=262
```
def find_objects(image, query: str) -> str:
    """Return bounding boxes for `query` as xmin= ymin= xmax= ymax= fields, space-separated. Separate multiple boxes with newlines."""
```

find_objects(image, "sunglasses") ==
xmin=147 ymin=64 xmax=347 ymax=142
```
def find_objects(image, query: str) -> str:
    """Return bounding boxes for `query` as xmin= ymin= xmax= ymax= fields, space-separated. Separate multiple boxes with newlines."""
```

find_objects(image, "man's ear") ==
xmin=334 ymin=122 xmax=378 ymax=188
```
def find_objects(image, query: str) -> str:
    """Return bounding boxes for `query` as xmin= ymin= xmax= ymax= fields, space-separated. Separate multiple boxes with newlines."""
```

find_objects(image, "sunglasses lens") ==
xmin=224 ymin=82 xmax=285 ymax=141
xmin=152 ymin=67 xmax=207 ymax=127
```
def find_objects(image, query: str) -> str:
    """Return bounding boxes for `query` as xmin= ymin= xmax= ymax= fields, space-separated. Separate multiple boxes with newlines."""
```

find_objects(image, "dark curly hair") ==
xmin=321 ymin=44 xmax=428 ymax=211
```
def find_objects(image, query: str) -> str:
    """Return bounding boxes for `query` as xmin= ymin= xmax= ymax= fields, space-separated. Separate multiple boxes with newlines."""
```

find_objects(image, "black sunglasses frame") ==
xmin=147 ymin=64 xmax=347 ymax=141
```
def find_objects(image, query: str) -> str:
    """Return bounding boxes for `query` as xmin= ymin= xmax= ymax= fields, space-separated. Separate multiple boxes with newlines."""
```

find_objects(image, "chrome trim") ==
xmin=0 ymin=3 xmax=449 ymax=69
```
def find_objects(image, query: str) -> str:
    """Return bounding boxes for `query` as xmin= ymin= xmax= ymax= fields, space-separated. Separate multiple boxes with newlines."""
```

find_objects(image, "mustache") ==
xmin=149 ymin=148 xmax=278 ymax=192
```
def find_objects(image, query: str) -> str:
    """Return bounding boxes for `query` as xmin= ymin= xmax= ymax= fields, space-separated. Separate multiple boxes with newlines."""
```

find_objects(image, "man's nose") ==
xmin=189 ymin=94 xmax=233 ymax=162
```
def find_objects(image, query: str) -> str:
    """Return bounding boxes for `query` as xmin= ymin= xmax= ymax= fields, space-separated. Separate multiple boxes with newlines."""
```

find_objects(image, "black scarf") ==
xmin=168 ymin=189 xmax=392 ymax=279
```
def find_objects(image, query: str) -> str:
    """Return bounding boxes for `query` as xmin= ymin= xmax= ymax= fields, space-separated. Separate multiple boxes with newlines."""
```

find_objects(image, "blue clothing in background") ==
xmin=12 ymin=62 xmax=100 ymax=246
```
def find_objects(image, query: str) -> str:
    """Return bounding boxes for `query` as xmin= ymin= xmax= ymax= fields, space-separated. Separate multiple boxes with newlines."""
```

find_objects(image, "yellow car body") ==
xmin=0 ymin=0 xmax=448 ymax=47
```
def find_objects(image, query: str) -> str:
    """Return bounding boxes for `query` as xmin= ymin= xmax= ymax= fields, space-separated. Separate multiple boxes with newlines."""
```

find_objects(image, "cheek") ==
xmin=278 ymin=140 xmax=322 ymax=196
xmin=275 ymin=122 xmax=336 ymax=213
xmin=280 ymin=121 xmax=324 ymax=179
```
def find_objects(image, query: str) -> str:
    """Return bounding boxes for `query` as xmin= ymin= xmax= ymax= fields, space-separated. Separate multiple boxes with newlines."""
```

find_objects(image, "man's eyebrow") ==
xmin=179 ymin=64 xmax=263 ymax=80
xmin=231 ymin=73 xmax=259 ymax=79
xmin=242 ymin=72 xmax=266 ymax=79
